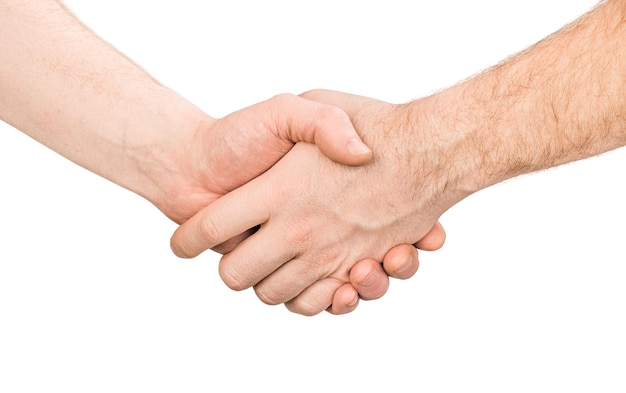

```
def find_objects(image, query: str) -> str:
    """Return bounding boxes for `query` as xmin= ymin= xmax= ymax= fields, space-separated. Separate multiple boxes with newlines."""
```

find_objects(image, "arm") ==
xmin=170 ymin=0 xmax=626 ymax=315
xmin=439 ymin=0 xmax=626 ymax=191
xmin=0 ymin=0 xmax=429 ymax=314
xmin=0 ymin=0 xmax=373 ymax=222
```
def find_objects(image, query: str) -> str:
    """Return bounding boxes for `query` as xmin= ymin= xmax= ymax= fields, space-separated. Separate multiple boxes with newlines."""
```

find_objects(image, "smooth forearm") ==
xmin=0 ymin=0 xmax=206 ymax=205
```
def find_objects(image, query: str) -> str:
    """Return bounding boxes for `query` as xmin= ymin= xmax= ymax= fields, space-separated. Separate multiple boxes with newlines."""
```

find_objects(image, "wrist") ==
xmin=395 ymin=93 xmax=484 ymax=208
xmin=0 ymin=1 xmax=218 ymax=223
xmin=120 ymin=88 xmax=217 ymax=220
xmin=423 ymin=84 xmax=501 ymax=194
xmin=418 ymin=74 xmax=540 ymax=196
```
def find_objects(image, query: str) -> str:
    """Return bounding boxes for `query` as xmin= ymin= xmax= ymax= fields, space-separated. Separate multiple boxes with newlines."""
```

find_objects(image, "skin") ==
xmin=0 ymin=0 xmax=445 ymax=314
xmin=171 ymin=0 xmax=626 ymax=316
xmin=331 ymin=221 xmax=445 ymax=314
xmin=172 ymin=94 xmax=456 ymax=315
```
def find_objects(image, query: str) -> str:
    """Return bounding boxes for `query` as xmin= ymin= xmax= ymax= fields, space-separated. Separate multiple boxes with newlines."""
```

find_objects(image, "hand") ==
xmin=170 ymin=90 xmax=465 ymax=315
xmin=153 ymin=93 xmax=438 ymax=313
xmin=329 ymin=222 xmax=445 ymax=315
xmin=152 ymin=93 xmax=372 ymax=226
xmin=0 ymin=1 xmax=432 ymax=313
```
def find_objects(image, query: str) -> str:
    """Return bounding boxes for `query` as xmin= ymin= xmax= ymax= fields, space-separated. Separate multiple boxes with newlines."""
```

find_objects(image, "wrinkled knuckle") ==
xmin=218 ymin=262 xmax=249 ymax=291
xmin=197 ymin=216 xmax=222 ymax=246
xmin=254 ymin=284 xmax=288 ymax=306
xmin=288 ymin=298 xmax=324 ymax=317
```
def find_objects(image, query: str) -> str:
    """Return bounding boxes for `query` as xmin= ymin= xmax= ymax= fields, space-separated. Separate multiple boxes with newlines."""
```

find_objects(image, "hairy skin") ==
xmin=172 ymin=0 xmax=626 ymax=315
xmin=438 ymin=0 xmax=626 ymax=190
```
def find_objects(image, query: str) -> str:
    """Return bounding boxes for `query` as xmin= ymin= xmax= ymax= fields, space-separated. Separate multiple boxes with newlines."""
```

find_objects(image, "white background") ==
xmin=1 ymin=1 xmax=624 ymax=392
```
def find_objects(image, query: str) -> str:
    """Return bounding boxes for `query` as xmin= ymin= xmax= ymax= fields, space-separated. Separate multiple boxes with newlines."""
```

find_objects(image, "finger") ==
xmin=170 ymin=183 xmax=270 ymax=259
xmin=219 ymin=223 xmax=298 ymax=292
xmin=415 ymin=221 xmax=446 ymax=251
xmin=349 ymin=258 xmax=390 ymax=300
xmin=381 ymin=223 xmax=446 ymax=278
xmin=210 ymin=226 xmax=259 ymax=255
xmin=250 ymin=253 xmax=326 ymax=304
xmin=267 ymin=94 xmax=372 ymax=166
xmin=326 ymin=283 xmax=360 ymax=315
xmin=284 ymin=277 xmax=344 ymax=317
xmin=382 ymin=245 xmax=420 ymax=280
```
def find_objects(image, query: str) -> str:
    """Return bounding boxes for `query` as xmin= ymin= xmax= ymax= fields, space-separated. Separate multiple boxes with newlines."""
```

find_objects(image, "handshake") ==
xmin=157 ymin=90 xmax=455 ymax=316
xmin=4 ymin=2 xmax=460 ymax=317
xmin=6 ymin=0 xmax=622 ymax=317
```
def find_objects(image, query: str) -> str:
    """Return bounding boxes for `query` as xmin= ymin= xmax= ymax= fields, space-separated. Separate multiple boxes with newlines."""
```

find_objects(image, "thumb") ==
xmin=265 ymin=93 xmax=372 ymax=166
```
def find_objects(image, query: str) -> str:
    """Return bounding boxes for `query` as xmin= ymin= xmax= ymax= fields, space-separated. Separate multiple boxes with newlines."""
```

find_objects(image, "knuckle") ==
xmin=286 ymin=297 xmax=324 ymax=317
xmin=314 ymin=103 xmax=348 ymax=126
xmin=267 ymin=93 xmax=296 ymax=107
xmin=254 ymin=284 xmax=289 ymax=306
xmin=197 ymin=216 xmax=222 ymax=246
xmin=218 ymin=260 xmax=250 ymax=291
xmin=288 ymin=223 xmax=314 ymax=251
xmin=298 ymin=88 xmax=326 ymax=101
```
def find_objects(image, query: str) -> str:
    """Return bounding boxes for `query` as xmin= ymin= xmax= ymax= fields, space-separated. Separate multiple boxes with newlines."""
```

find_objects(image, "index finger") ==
xmin=170 ymin=181 xmax=270 ymax=259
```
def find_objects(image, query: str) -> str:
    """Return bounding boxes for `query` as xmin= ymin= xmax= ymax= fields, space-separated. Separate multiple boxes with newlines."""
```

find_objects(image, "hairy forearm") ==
xmin=419 ymin=0 xmax=626 ymax=193
xmin=0 ymin=0 xmax=205 ymax=203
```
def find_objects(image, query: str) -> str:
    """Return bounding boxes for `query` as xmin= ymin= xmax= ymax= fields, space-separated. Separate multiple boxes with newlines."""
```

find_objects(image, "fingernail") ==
xmin=347 ymin=293 xmax=359 ymax=307
xmin=346 ymin=137 xmax=371 ymax=156
xmin=360 ymin=271 xmax=377 ymax=287
xmin=394 ymin=253 xmax=416 ymax=275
